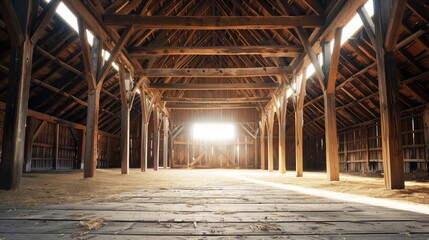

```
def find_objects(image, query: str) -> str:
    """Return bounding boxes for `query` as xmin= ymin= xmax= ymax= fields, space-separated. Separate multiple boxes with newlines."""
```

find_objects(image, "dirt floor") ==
xmin=0 ymin=169 xmax=428 ymax=207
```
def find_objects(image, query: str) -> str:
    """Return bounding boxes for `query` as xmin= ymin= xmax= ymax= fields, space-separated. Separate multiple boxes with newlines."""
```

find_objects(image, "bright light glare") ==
xmin=193 ymin=123 xmax=235 ymax=141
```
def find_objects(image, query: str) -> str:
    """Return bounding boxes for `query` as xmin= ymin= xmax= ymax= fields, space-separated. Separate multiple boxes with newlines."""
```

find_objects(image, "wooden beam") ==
xmin=163 ymin=116 xmax=169 ymax=168
xmin=129 ymin=45 xmax=302 ymax=57
xmin=97 ymin=26 xmax=134 ymax=85
xmin=296 ymin=27 xmax=325 ymax=88
xmin=384 ymin=0 xmax=406 ymax=51
xmin=104 ymin=15 xmax=325 ymax=29
xmin=357 ymin=6 xmax=376 ymax=46
xmin=278 ymin=95 xmax=287 ymax=174
xmin=324 ymin=91 xmax=340 ymax=181
xmin=137 ymin=67 xmax=292 ymax=77
xmin=161 ymin=97 xmax=270 ymax=103
xmin=267 ymin=109 xmax=275 ymax=172
xmin=150 ymin=83 xmax=279 ymax=91
xmin=260 ymin=115 xmax=266 ymax=170
xmin=374 ymin=0 xmax=404 ymax=189
xmin=167 ymin=104 xmax=259 ymax=110
xmin=77 ymin=18 xmax=96 ymax=90
xmin=153 ymin=107 xmax=161 ymax=171
xmin=326 ymin=28 xmax=342 ymax=93
xmin=31 ymin=0 xmax=61 ymax=43
xmin=295 ymin=106 xmax=304 ymax=177
xmin=0 ymin=0 xmax=34 ymax=190
xmin=140 ymin=86 xmax=150 ymax=172
xmin=119 ymin=66 xmax=131 ymax=175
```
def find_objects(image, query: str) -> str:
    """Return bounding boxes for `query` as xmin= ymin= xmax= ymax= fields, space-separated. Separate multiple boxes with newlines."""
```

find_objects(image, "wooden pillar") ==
xmin=295 ymin=107 xmax=304 ymax=177
xmin=53 ymin=123 xmax=60 ymax=170
xmin=295 ymin=73 xmax=306 ymax=177
xmin=153 ymin=107 xmax=160 ymax=171
xmin=267 ymin=109 xmax=275 ymax=172
xmin=78 ymin=23 xmax=103 ymax=178
xmin=169 ymin=132 xmax=174 ymax=168
xmin=163 ymin=116 xmax=169 ymax=168
xmin=260 ymin=116 xmax=266 ymax=170
xmin=344 ymin=132 xmax=348 ymax=171
xmin=321 ymin=29 xmax=342 ymax=181
xmin=76 ymin=129 xmax=85 ymax=169
xmin=84 ymin=88 xmax=100 ymax=177
xmin=278 ymin=95 xmax=287 ymax=174
xmin=119 ymin=67 xmax=132 ymax=175
xmin=23 ymin=117 xmax=35 ymax=172
xmin=140 ymin=86 xmax=150 ymax=172
xmin=245 ymin=135 xmax=248 ymax=168
xmin=187 ymin=135 xmax=190 ymax=167
xmin=373 ymin=0 xmax=406 ymax=189
xmin=0 ymin=0 xmax=35 ymax=190
xmin=324 ymin=92 xmax=340 ymax=181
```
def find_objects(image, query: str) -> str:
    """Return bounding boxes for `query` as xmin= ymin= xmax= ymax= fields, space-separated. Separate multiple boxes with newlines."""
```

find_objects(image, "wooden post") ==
xmin=295 ymin=70 xmax=307 ymax=177
xmin=344 ymin=132 xmax=348 ymax=171
xmin=78 ymin=23 xmax=103 ymax=178
xmin=163 ymin=116 xmax=169 ymax=168
xmin=153 ymin=107 xmax=160 ymax=171
xmin=0 ymin=0 xmax=35 ymax=190
xmin=373 ymin=0 xmax=406 ymax=189
xmin=53 ymin=123 xmax=60 ymax=170
xmin=267 ymin=109 xmax=275 ymax=172
xmin=169 ymin=132 xmax=174 ymax=168
xmin=119 ymin=67 xmax=132 ymax=175
xmin=260 ymin=115 xmax=266 ymax=170
xmin=76 ymin=129 xmax=85 ymax=169
xmin=23 ymin=117 xmax=35 ymax=172
xmin=295 ymin=107 xmax=304 ymax=177
xmin=245 ymin=135 xmax=248 ymax=168
xmin=324 ymin=92 xmax=340 ymax=181
xmin=187 ymin=134 xmax=190 ymax=167
xmin=140 ymin=86 xmax=151 ymax=172
xmin=84 ymin=87 xmax=101 ymax=177
xmin=278 ymin=95 xmax=288 ymax=174
xmin=321 ymin=29 xmax=342 ymax=181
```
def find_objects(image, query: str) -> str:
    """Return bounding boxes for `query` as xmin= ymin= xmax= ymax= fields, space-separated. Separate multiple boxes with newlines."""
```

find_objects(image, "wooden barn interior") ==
xmin=0 ymin=0 xmax=429 ymax=239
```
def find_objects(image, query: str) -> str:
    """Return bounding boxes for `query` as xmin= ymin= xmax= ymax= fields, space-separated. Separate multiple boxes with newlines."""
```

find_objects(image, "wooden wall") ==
xmin=306 ymin=109 xmax=429 ymax=173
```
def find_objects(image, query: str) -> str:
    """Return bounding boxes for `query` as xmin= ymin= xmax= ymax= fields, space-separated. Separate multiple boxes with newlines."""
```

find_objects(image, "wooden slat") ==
xmin=137 ymin=67 xmax=292 ymax=77
xmin=149 ymin=83 xmax=279 ymax=90
xmin=129 ymin=45 xmax=302 ymax=57
xmin=104 ymin=15 xmax=325 ymax=29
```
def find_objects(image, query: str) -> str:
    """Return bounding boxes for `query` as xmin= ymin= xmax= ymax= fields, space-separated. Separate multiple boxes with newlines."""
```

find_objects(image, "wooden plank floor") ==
xmin=0 ymin=170 xmax=429 ymax=239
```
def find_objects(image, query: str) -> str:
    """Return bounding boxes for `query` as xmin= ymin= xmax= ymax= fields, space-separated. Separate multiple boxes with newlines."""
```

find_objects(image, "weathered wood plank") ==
xmin=104 ymin=15 xmax=325 ymax=29
xmin=129 ymin=45 xmax=302 ymax=57
xmin=137 ymin=67 xmax=292 ymax=77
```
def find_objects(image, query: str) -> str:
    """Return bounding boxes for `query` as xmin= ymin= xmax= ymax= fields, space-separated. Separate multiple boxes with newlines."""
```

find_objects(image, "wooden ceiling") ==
xmin=0 ymin=0 xmax=428 ymax=136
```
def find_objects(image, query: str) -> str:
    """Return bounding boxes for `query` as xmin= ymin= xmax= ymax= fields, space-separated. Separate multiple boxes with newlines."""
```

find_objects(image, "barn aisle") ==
xmin=0 ymin=170 xmax=428 ymax=239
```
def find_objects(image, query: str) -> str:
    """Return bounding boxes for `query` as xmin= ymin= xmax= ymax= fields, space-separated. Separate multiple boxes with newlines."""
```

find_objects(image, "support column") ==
xmin=153 ymin=107 xmax=160 ymax=171
xmin=295 ymin=107 xmax=304 ymax=177
xmin=163 ymin=116 xmax=169 ymax=168
xmin=84 ymin=88 xmax=101 ymax=177
xmin=119 ymin=67 xmax=132 ymax=175
xmin=23 ymin=117 xmax=35 ymax=172
xmin=260 ymin=115 xmax=266 ymax=170
xmin=278 ymin=95 xmax=287 ymax=174
xmin=140 ymin=86 xmax=151 ymax=172
xmin=324 ymin=92 xmax=340 ymax=181
xmin=373 ymin=0 xmax=406 ymax=189
xmin=0 ymin=0 xmax=35 ymax=190
xmin=267 ymin=109 xmax=275 ymax=172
